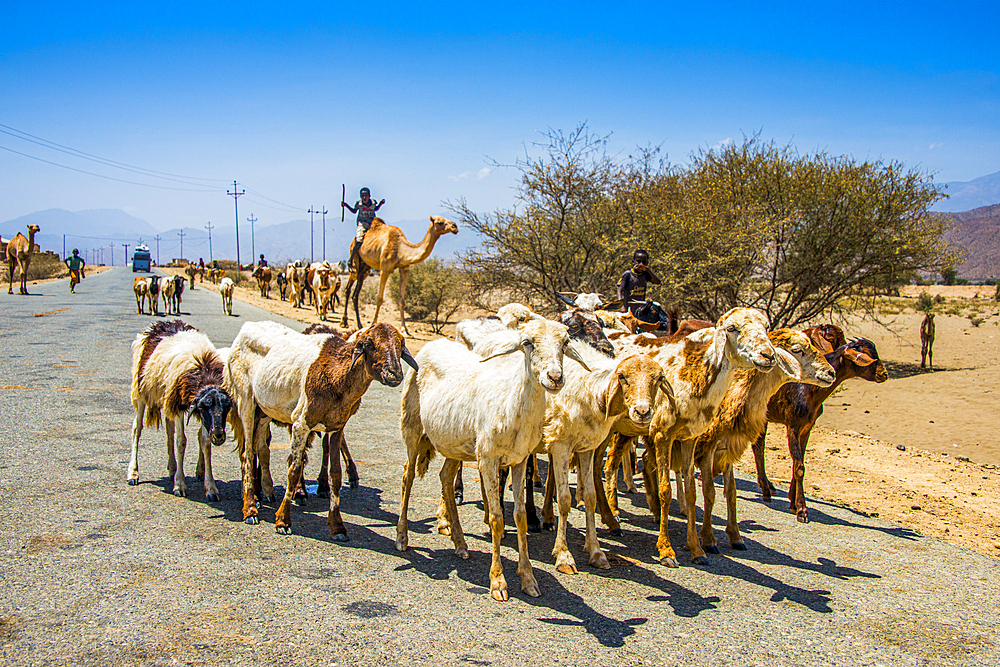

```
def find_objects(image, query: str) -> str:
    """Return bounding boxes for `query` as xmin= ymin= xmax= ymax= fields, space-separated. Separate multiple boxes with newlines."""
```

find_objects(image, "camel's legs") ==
xmin=371 ymin=267 xmax=393 ymax=326
xmin=397 ymin=265 xmax=411 ymax=335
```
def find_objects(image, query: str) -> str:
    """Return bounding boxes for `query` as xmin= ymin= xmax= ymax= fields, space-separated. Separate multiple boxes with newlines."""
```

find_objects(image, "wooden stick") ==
xmin=341 ymin=184 xmax=346 ymax=222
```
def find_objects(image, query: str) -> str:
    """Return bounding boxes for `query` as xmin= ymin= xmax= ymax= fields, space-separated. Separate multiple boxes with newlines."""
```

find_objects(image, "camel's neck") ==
xmin=397 ymin=225 xmax=442 ymax=266
xmin=26 ymin=230 xmax=37 ymax=246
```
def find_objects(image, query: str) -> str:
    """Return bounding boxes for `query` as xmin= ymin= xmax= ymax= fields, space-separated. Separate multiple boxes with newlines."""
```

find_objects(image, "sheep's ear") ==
xmin=843 ymin=348 xmax=876 ymax=366
xmin=349 ymin=345 xmax=366 ymax=372
xmin=563 ymin=342 xmax=592 ymax=372
xmin=775 ymin=347 xmax=801 ymax=380
xmin=479 ymin=341 xmax=520 ymax=362
xmin=603 ymin=375 xmax=624 ymax=420
xmin=401 ymin=347 xmax=419 ymax=372
xmin=658 ymin=375 xmax=675 ymax=403
xmin=187 ymin=409 xmax=196 ymax=425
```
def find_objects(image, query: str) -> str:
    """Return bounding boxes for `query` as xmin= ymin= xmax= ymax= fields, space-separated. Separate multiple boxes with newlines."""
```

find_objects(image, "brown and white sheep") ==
xmin=126 ymin=320 xmax=233 ymax=500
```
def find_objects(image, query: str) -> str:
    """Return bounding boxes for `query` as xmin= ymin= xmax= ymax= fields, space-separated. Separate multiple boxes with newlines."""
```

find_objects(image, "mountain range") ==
xmin=944 ymin=204 xmax=1000 ymax=280
xmin=932 ymin=170 xmax=1000 ymax=212
xmin=0 ymin=209 xmax=475 ymax=266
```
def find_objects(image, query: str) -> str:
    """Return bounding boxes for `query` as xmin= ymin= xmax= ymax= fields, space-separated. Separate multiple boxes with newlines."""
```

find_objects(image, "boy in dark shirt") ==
xmin=342 ymin=187 xmax=385 ymax=270
xmin=617 ymin=249 xmax=661 ymax=314
xmin=65 ymin=249 xmax=86 ymax=293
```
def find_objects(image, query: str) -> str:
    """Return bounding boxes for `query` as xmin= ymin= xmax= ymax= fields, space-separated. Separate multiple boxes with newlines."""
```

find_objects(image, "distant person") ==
xmin=258 ymin=254 xmax=268 ymax=268
xmin=617 ymin=249 xmax=661 ymax=314
xmin=342 ymin=187 xmax=384 ymax=269
xmin=65 ymin=249 xmax=86 ymax=294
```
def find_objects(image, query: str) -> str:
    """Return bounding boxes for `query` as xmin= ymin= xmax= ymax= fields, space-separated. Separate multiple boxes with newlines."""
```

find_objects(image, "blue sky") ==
xmin=1 ymin=1 xmax=998 ymax=232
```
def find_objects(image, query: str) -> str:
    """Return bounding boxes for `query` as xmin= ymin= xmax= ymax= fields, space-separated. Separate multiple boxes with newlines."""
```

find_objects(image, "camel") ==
xmin=185 ymin=264 xmax=198 ymax=289
xmin=6 ymin=224 xmax=40 ymax=295
xmin=920 ymin=312 xmax=935 ymax=369
xmin=340 ymin=216 xmax=458 ymax=335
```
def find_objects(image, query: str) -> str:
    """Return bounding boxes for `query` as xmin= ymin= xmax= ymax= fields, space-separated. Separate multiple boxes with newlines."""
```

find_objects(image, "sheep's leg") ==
xmin=454 ymin=464 xmax=464 ymax=504
xmin=439 ymin=458 xmax=468 ymax=558
xmin=127 ymin=402 xmax=146 ymax=485
xmin=395 ymin=437 xmax=420 ymax=552
xmin=623 ymin=442 xmax=638 ymax=493
xmin=752 ymin=426 xmax=776 ymax=500
xmin=723 ymin=464 xmax=745 ymax=550
xmin=532 ymin=454 xmax=543 ymax=488
xmin=577 ymin=449 xmax=610 ymax=570
xmin=699 ymin=452 xmax=719 ymax=554
xmin=196 ymin=438 xmax=205 ymax=479
xmin=789 ymin=425 xmax=812 ymax=523
xmin=258 ymin=423 xmax=275 ymax=504
xmin=541 ymin=453 xmax=556 ymax=530
xmin=275 ymin=424 xmax=311 ymax=535
xmin=550 ymin=448 xmax=576 ymax=574
xmin=678 ymin=439 xmax=708 ymax=565
xmin=480 ymin=457 xmax=509 ymax=601
xmin=171 ymin=418 xmax=189 ymax=498
xmin=642 ymin=443 xmax=661 ymax=524
xmin=511 ymin=459 xmax=540 ymax=598
xmin=238 ymin=404 xmax=260 ymax=524
xmin=317 ymin=434 xmax=331 ymax=498
xmin=340 ymin=433 xmax=359 ymax=489
xmin=593 ymin=438 xmax=622 ymax=535
xmin=165 ymin=419 xmax=177 ymax=478
xmin=524 ymin=455 xmax=540 ymax=533
xmin=435 ymin=474 xmax=453 ymax=537
xmin=325 ymin=429 xmax=348 ymax=541
xmin=652 ymin=432 xmax=678 ymax=567
xmin=198 ymin=426 xmax=220 ymax=502
xmin=603 ymin=433 xmax=628 ymax=518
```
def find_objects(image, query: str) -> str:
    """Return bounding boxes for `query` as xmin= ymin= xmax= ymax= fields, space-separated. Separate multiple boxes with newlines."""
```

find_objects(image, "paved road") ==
xmin=1 ymin=268 xmax=998 ymax=666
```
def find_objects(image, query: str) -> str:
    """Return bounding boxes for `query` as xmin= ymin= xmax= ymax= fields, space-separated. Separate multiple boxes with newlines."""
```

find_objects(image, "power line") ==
xmin=308 ymin=206 xmax=317 ymax=264
xmin=227 ymin=181 xmax=245 ymax=269
xmin=177 ymin=229 xmax=186 ymax=261
xmin=247 ymin=214 xmax=257 ymax=263
xmin=321 ymin=206 xmax=329 ymax=261
xmin=153 ymin=235 xmax=162 ymax=265
xmin=204 ymin=222 xmax=214 ymax=262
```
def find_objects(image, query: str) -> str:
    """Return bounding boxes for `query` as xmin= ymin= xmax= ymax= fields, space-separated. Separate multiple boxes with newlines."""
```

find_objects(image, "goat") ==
xmin=133 ymin=277 xmax=148 ymax=314
xmin=170 ymin=275 xmax=185 ymax=314
xmin=226 ymin=321 xmax=415 ymax=537
xmin=669 ymin=329 xmax=835 ymax=553
xmin=219 ymin=277 xmax=234 ymax=316
xmin=600 ymin=308 xmax=777 ymax=566
xmin=396 ymin=318 xmax=584 ymax=601
xmin=752 ymin=337 xmax=888 ymax=522
xmin=252 ymin=266 xmax=272 ymax=298
xmin=290 ymin=262 xmax=309 ymax=308
xmin=276 ymin=271 xmax=288 ymax=301
xmin=161 ymin=276 xmax=176 ymax=315
xmin=920 ymin=313 xmax=935 ymax=369
xmin=147 ymin=276 xmax=161 ymax=315
xmin=310 ymin=263 xmax=338 ymax=320
xmin=127 ymin=320 xmax=233 ymax=500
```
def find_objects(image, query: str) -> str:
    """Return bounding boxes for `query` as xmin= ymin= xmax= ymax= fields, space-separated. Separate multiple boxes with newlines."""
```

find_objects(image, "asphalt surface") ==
xmin=1 ymin=268 xmax=998 ymax=667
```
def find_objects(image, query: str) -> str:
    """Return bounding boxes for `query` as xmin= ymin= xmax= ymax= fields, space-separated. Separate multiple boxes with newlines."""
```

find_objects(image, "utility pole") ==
xmin=308 ymin=206 xmax=316 ymax=264
xmin=227 ymin=180 xmax=245 ymax=269
xmin=204 ymin=223 xmax=214 ymax=262
xmin=177 ymin=229 xmax=186 ymax=262
xmin=63 ymin=235 xmax=66 ymax=260
xmin=153 ymin=235 xmax=162 ymax=266
xmin=109 ymin=244 xmax=113 ymax=267
xmin=122 ymin=243 xmax=130 ymax=268
xmin=321 ymin=206 xmax=329 ymax=261
xmin=247 ymin=214 xmax=257 ymax=263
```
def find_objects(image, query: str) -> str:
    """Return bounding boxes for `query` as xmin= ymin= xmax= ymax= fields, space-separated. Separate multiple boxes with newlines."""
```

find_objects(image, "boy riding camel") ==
xmin=342 ymin=187 xmax=385 ymax=270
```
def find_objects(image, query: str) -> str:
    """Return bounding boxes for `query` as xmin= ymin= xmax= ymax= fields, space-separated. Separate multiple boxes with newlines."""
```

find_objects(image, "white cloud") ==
xmin=715 ymin=137 xmax=733 ymax=149
xmin=448 ymin=171 xmax=472 ymax=182
xmin=929 ymin=142 xmax=944 ymax=150
xmin=477 ymin=167 xmax=492 ymax=180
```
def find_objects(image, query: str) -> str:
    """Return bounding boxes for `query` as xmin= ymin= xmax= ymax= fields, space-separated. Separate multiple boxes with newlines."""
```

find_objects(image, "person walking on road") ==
xmin=65 ymin=249 xmax=86 ymax=293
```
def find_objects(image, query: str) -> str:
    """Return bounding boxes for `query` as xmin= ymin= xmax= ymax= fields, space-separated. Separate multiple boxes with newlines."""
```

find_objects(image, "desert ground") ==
xmin=168 ymin=268 xmax=1000 ymax=560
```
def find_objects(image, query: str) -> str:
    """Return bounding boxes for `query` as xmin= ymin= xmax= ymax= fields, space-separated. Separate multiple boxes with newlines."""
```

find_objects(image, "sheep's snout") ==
xmin=630 ymin=404 xmax=653 ymax=426
xmin=541 ymin=366 xmax=564 ymax=391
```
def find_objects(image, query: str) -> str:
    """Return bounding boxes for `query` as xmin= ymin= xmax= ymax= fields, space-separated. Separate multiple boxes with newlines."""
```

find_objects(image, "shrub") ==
xmin=969 ymin=315 xmax=984 ymax=327
xmin=916 ymin=291 xmax=934 ymax=313
xmin=389 ymin=259 xmax=465 ymax=334
xmin=934 ymin=294 xmax=946 ymax=305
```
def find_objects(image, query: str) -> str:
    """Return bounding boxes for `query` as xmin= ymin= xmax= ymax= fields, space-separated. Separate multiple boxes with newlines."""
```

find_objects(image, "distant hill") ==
xmin=933 ymin=171 xmax=1000 ymax=212
xmin=1 ymin=208 xmax=479 ymax=265
xmin=945 ymin=204 xmax=1000 ymax=280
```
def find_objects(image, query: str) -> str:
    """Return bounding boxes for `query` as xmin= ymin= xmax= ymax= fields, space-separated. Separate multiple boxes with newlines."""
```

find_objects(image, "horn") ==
xmin=401 ymin=347 xmax=419 ymax=372
xmin=479 ymin=341 xmax=520 ymax=362
xmin=555 ymin=292 xmax=576 ymax=307
xmin=603 ymin=299 xmax=624 ymax=311
xmin=563 ymin=341 xmax=592 ymax=372
xmin=349 ymin=345 xmax=365 ymax=372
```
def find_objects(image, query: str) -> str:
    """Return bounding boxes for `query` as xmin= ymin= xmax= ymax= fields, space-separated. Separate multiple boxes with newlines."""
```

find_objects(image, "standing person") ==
xmin=64 ymin=249 xmax=86 ymax=293
xmin=617 ymin=249 xmax=661 ymax=314
xmin=258 ymin=254 xmax=268 ymax=268
xmin=342 ymin=187 xmax=385 ymax=269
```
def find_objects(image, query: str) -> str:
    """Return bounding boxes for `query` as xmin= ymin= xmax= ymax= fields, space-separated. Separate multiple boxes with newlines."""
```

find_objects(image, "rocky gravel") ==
xmin=1 ymin=268 xmax=998 ymax=666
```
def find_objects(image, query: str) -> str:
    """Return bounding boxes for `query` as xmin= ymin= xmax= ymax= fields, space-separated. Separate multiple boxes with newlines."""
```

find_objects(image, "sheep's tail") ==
xmin=144 ymin=404 xmax=163 ymax=429
xmin=414 ymin=440 xmax=436 ymax=479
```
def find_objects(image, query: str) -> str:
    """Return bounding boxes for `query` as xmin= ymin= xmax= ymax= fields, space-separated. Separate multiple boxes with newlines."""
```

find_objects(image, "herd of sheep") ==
xmin=126 ymin=295 xmax=888 ymax=602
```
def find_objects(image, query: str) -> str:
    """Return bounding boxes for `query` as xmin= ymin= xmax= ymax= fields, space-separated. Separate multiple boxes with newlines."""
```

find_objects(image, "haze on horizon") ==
xmin=2 ymin=2 xmax=998 ymax=234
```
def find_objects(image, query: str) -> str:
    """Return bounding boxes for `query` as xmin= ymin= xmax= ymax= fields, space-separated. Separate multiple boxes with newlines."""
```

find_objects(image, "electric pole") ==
xmin=153 ymin=235 xmax=161 ymax=266
xmin=321 ymin=206 xmax=329 ymax=261
xmin=109 ymin=244 xmax=113 ymax=267
xmin=204 ymin=223 xmax=214 ymax=262
xmin=63 ymin=235 xmax=66 ymax=260
xmin=247 ymin=214 xmax=257 ymax=263
xmin=308 ymin=206 xmax=316 ymax=264
xmin=122 ymin=243 xmax=130 ymax=268
xmin=177 ymin=229 xmax=186 ymax=262
xmin=227 ymin=181 xmax=245 ymax=269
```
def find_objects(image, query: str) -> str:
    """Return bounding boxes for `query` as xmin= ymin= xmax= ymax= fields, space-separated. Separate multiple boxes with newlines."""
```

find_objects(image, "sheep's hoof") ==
xmin=556 ymin=562 xmax=578 ymax=575
xmin=275 ymin=525 xmax=292 ymax=535
xmin=127 ymin=479 xmax=138 ymax=486
xmin=262 ymin=493 xmax=276 ymax=504
xmin=797 ymin=513 xmax=809 ymax=524
xmin=609 ymin=527 xmax=624 ymax=537
xmin=331 ymin=532 xmax=349 ymax=542
xmin=533 ymin=480 xmax=544 ymax=489
xmin=541 ymin=521 xmax=555 ymax=531
xmin=692 ymin=555 xmax=710 ymax=566
xmin=455 ymin=548 xmax=469 ymax=560
xmin=522 ymin=582 xmax=541 ymax=598
xmin=705 ymin=544 xmax=719 ymax=554
xmin=659 ymin=556 xmax=679 ymax=568
xmin=731 ymin=542 xmax=747 ymax=551
xmin=528 ymin=522 xmax=541 ymax=534
xmin=205 ymin=493 xmax=220 ymax=503
xmin=590 ymin=552 xmax=611 ymax=570
xmin=294 ymin=496 xmax=307 ymax=507
xmin=454 ymin=491 xmax=463 ymax=504
xmin=244 ymin=516 xmax=259 ymax=525
xmin=173 ymin=488 xmax=186 ymax=498
xmin=395 ymin=538 xmax=407 ymax=552
xmin=349 ymin=479 xmax=359 ymax=489
xmin=490 ymin=586 xmax=509 ymax=602
xmin=317 ymin=489 xmax=330 ymax=499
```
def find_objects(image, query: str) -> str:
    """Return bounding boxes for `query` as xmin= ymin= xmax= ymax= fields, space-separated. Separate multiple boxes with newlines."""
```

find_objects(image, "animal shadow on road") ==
xmin=883 ymin=359 xmax=975 ymax=380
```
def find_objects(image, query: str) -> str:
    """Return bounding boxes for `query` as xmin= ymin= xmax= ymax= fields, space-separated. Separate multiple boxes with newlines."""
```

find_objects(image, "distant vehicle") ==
xmin=132 ymin=245 xmax=151 ymax=273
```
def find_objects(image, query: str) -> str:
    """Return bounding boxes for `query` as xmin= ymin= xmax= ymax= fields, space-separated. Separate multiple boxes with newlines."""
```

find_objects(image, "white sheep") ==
xmin=453 ymin=302 xmax=543 ymax=350
xmin=219 ymin=277 xmax=234 ymax=316
xmin=395 ymin=318 xmax=587 ymax=601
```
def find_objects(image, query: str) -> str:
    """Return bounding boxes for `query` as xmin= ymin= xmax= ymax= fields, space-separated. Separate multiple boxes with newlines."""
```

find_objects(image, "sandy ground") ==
xmin=166 ymin=268 xmax=1000 ymax=560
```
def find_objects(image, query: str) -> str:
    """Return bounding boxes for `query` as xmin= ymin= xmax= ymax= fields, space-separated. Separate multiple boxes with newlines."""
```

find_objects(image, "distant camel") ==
xmin=185 ymin=264 xmax=198 ymax=289
xmin=6 ymin=224 xmax=40 ymax=295
xmin=920 ymin=313 xmax=935 ymax=369
xmin=340 ymin=216 xmax=458 ymax=335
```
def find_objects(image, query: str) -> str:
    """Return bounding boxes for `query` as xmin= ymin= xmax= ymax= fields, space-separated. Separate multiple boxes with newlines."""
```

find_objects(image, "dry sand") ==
xmin=168 ymin=268 xmax=1000 ymax=559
